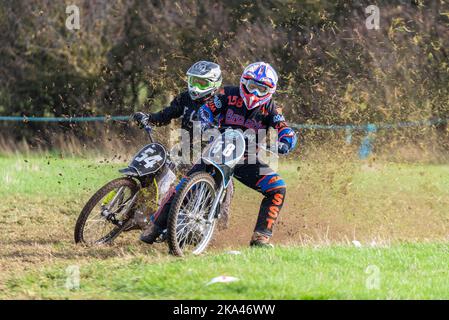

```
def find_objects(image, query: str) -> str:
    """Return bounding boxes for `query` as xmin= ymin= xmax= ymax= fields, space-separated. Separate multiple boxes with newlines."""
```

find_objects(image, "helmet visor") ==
xmin=188 ymin=76 xmax=213 ymax=90
xmin=245 ymin=79 xmax=270 ymax=97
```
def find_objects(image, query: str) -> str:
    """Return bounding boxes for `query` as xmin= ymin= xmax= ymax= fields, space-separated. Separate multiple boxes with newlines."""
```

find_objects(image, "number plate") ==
xmin=205 ymin=129 xmax=245 ymax=168
xmin=129 ymin=143 xmax=167 ymax=176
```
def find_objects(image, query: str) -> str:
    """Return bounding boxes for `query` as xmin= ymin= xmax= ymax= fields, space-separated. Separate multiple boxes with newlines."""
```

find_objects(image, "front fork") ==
xmin=101 ymin=182 xmax=139 ymax=227
xmin=208 ymin=181 xmax=226 ymax=223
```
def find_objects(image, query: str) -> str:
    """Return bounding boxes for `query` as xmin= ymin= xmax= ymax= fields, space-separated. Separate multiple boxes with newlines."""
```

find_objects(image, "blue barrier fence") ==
xmin=0 ymin=116 xmax=130 ymax=122
xmin=0 ymin=116 xmax=447 ymax=159
xmin=290 ymin=119 xmax=447 ymax=159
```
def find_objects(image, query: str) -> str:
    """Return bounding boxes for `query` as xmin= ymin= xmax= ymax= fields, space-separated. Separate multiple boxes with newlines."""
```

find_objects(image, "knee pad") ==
xmin=256 ymin=174 xmax=286 ymax=195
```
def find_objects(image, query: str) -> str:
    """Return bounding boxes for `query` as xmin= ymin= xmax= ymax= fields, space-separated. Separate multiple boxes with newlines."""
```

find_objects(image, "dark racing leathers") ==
xmin=148 ymin=90 xmax=223 ymax=164
xmin=147 ymin=90 xmax=222 ymax=137
xmin=152 ymin=86 xmax=297 ymax=237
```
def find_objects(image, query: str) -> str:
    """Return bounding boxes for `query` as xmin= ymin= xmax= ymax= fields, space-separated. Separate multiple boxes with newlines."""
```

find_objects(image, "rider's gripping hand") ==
xmin=278 ymin=142 xmax=290 ymax=155
xmin=133 ymin=112 xmax=151 ymax=128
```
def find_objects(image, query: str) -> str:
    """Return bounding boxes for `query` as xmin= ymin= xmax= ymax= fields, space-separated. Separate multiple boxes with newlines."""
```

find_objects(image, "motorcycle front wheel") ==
xmin=167 ymin=172 xmax=218 ymax=256
xmin=74 ymin=177 xmax=139 ymax=245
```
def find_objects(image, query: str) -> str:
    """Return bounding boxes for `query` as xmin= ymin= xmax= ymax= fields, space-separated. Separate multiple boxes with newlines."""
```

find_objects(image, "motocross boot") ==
xmin=140 ymin=223 xmax=163 ymax=244
xmin=249 ymin=232 xmax=274 ymax=248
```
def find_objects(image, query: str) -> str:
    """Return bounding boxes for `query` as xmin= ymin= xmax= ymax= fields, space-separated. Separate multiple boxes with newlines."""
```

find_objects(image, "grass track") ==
xmin=0 ymin=154 xmax=448 ymax=299
xmin=5 ymin=244 xmax=449 ymax=299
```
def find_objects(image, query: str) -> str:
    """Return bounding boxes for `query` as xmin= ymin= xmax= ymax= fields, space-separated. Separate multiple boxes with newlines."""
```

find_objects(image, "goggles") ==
xmin=244 ymin=79 xmax=271 ymax=97
xmin=188 ymin=76 xmax=214 ymax=90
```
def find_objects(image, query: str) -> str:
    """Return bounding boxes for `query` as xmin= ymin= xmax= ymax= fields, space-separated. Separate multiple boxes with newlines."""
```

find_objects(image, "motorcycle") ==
xmin=74 ymin=120 xmax=237 ymax=256
xmin=74 ymin=123 xmax=177 ymax=245
xmin=166 ymin=128 xmax=245 ymax=256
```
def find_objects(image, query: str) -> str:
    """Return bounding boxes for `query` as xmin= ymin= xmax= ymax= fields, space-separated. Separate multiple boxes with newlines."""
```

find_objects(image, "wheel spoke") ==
xmin=106 ymin=187 xmax=124 ymax=210
xmin=176 ymin=219 xmax=194 ymax=238
xmin=197 ymin=189 xmax=212 ymax=212
xmin=191 ymin=184 xmax=207 ymax=215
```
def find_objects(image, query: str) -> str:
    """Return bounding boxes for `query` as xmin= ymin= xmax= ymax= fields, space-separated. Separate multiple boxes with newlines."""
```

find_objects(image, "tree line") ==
xmin=0 ymin=0 xmax=447 ymax=142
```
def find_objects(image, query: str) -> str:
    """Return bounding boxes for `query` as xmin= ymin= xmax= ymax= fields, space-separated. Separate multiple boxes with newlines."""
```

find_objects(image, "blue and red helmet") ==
xmin=239 ymin=62 xmax=278 ymax=110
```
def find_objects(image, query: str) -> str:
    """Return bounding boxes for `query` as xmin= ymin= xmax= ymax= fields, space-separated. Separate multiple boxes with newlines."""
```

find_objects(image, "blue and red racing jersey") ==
xmin=204 ymin=86 xmax=298 ymax=153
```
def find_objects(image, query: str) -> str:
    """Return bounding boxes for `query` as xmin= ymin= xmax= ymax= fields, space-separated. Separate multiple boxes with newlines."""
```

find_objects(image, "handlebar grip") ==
xmin=132 ymin=112 xmax=152 ymax=127
xmin=144 ymin=124 xmax=152 ymax=133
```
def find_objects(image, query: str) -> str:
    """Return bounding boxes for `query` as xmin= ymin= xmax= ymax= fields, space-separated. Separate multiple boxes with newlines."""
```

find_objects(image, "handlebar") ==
xmin=143 ymin=124 xmax=154 ymax=143
xmin=136 ymin=117 xmax=283 ymax=154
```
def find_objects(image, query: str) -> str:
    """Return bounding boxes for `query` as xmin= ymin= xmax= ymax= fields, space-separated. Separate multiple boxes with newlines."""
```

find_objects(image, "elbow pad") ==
xmin=278 ymin=127 xmax=298 ymax=153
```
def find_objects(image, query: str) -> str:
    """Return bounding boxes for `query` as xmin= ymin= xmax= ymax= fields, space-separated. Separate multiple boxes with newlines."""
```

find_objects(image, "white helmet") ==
xmin=186 ymin=61 xmax=222 ymax=101
xmin=240 ymin=62 xmax=278 ymax=110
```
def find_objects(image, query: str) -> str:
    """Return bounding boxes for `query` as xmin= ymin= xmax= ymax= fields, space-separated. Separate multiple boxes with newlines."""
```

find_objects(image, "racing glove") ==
xmin=133 ymin=112 xmax=151 ymax=128
xmin=278 ymin=142 xmax=290 ymax=155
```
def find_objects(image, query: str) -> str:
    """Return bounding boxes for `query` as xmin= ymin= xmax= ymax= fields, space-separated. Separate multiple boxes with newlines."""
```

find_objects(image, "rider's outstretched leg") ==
xmin=250 ymin=184 xmax=286 ymax=247
xmin=233 ymin=163 xmax=286 ymax=248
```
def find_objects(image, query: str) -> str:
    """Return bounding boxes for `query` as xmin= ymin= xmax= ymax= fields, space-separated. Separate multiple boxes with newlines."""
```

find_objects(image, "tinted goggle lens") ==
xmin=189 ymin=76 xmax=212 ymax=90
xmin=245 ymin=80 xmax=270 ymax=96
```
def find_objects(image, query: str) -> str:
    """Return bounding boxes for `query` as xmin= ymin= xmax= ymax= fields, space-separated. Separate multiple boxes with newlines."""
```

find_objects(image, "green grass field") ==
xmin=5 ymin=244 xmax=449 ymax=299
xmin=1 ymin=154 xmax=448 ymax=299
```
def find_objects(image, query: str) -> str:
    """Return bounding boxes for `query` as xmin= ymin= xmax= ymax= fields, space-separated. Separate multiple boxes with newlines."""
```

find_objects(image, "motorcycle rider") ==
xmin=133 ymin=60 xmax=223 ymax=142
xmin=133 ymin=60 xmax=228 ymax=243
xmin=207 ymin=61 xmax=298 ymax=247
